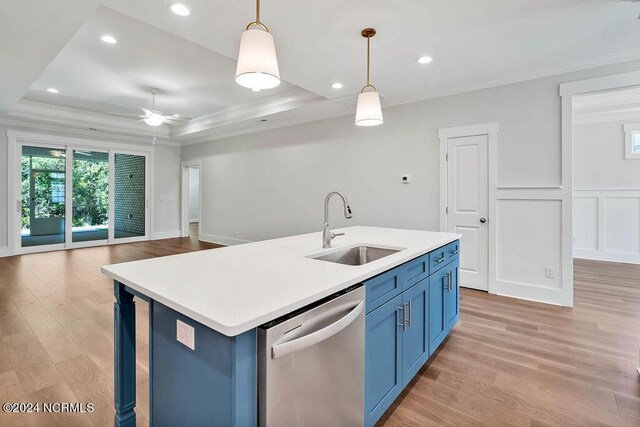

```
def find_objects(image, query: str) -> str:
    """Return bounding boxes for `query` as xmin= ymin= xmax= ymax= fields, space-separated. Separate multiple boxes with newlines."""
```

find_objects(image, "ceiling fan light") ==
xmin=235 ymin=27 xmax=280 ymax=90
xmin=355 ymin=90 xmax=383 ymax=126
xmin=144 ymin=114 xmax=164 ymax=127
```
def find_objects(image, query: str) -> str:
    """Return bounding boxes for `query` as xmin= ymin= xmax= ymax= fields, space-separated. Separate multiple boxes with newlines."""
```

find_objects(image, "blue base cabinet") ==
xmin=401 ymin=278 xmax=429 ymax=388
xmin=445 ymin=259 xmax=460 ymax=332
xmin=428 ymin=266 xmax=448 ymax=355
xmin=364 ymin=294 xmax=403 ymax=426
xmin=365 ymin=240 xmax=460 ymax=427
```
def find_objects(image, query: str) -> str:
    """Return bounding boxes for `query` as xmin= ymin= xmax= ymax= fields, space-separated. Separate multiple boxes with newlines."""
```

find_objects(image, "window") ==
xmin=50 ymin=173 xmax=65 ymax=203
xmin=623 ymin=124 xmax=640 ymax=159
xmin=633 ymin=133 xmax=640 ymax=155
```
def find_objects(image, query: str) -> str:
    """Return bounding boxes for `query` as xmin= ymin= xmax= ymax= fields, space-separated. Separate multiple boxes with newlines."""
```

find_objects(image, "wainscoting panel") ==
xmin=573 ymin=190 xmax=640 ymax=264
xmin=495 ymin=199 xmax=563 ymax=291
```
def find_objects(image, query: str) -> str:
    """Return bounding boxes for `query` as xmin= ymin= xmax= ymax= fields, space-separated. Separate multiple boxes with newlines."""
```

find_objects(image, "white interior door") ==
xmin=446 ymin=134 xmax=489 ymax=291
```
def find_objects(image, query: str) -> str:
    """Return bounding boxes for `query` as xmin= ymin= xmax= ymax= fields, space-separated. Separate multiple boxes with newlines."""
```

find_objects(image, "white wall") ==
xmin=183 ymin=58 xmax=640 ymax=306
xmin=0 ymin=123 xmax=182 ymax=254
xmin=573 ymin=121 xmax=640 ymax=263
xmin=574 ymin=121 xmax=640 ymax=189
xmin=153 ymin=143 xmax=182 ymax=237
xmin=189 ymin=167 xmax=200 ymax=222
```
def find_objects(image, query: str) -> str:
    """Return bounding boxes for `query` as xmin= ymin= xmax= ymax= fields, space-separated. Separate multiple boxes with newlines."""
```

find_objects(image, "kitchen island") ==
xmin=102 ymin=226 xmax=460 ymax=426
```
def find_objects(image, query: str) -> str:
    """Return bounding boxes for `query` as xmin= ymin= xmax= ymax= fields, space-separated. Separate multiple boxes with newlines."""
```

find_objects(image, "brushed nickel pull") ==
xmin=406 ymin=301 xmax=412 ymax=327
xmin=434 ymin=256 xmax=445 ymax=264
xmin=398 ymin=305 xmax=406 ymax=331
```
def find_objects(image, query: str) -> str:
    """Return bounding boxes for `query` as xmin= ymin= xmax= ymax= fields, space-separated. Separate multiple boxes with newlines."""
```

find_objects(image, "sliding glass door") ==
xmin=72 ymin=150 xmax=109 ymax=243
xmin=13 ymin=138 xmax=150 ymax=254
xmin=21 ymin=145 xmax=67 ymax=248
xmin=114 ymin=153 xmax=146 ymax=240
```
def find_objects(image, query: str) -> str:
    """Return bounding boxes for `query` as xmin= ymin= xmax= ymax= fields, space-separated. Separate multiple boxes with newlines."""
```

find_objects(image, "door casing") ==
xmin=7 ymin=131 xmax=155 ymax=255
xmin=439 ymin=122 xmax=498 ymax=294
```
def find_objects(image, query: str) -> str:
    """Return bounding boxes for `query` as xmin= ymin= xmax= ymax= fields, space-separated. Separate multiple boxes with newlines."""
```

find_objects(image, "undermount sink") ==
xmin=308 ymin=245 xmax=404 ymax=266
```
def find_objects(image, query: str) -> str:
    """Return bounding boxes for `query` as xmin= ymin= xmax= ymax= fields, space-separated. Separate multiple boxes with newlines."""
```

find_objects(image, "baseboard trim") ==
xmin=152 ymin=230 xmax=182 ymax=240
xmin=573 ymin=249 xmax=640 ymax=265
xmin=199 ymin=233 xmax=251 ymax=246
xmin=0 ymin=247 xmax=10 ymax=258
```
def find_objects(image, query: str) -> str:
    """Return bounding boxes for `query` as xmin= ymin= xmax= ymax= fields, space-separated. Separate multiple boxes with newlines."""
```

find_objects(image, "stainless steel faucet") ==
xmin=323 ymin=191 xmax=353 ymax=248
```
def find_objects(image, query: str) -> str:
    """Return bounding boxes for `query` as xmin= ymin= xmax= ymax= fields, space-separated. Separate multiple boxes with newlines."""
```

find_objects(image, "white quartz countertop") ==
xmin=102 ymin=226 xmax=460 ymax=336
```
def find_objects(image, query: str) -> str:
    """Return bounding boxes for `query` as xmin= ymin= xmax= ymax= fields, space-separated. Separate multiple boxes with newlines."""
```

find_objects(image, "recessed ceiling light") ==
xmin=331 ymin=82 xmax=344 ymax=89
xmin=101 ymin=35 xmax=117 ymax=44
xmin=417 ymin=56 xmax=433 ymax=64
xmin=46 ymin=88 xmax=59 ymax=93
xmin=173 ymin=114 xmax=180 ymax=117
xmin=170 ymin=4 xmax=191 ymax=16
xmin=252 ymin=88 xmax=261 ymax=92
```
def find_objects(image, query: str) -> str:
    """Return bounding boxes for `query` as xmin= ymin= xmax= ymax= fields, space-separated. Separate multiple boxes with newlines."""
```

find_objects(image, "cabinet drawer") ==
xmin=364 ymin=268 xmax=404 ymax=313
xmin=446 ymin=240 xmax=460 ymax=263
xmin=429 ymin=246 xmax=447 ymax=274
xmin=402 ymin=254 xmax=429 ymax=291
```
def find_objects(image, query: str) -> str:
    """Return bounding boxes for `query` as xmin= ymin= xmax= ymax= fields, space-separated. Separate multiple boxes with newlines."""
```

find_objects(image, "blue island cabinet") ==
xmin=113 ymin=283 xmax=257 ymax=427
xmin=364 ymin=240 xmax=460 ymax=427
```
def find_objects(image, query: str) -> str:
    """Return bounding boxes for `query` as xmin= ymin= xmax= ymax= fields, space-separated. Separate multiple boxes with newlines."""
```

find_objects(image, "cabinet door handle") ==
xmin=442 ymin=275 xmax=448 ymax=292
xmin=448 ymin=272 xmax=453 ymax=291
xmin=449 ymin=249 xmax=458 ymax=255
xmin=398 ymin=305 xmax=406 ymax=331
xmin=406 ymin=301 xmax=412 ymax=327
xmin=434 ymin=256 xmax=445 ymax=264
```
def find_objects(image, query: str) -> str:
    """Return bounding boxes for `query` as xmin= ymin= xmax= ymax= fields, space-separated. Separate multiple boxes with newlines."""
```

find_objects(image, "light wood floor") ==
xmin=379 ymin=258 xmax=640 ymax=426
xmin=0 ymin=238 xmax=638 ymax=426
xmin=0 ymin=235 xmax=219 ymax=427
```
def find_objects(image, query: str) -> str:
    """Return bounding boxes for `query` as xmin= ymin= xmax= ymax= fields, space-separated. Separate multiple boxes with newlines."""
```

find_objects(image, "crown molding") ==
xmin=7 ymin=99 xmax=174 ymax=138
xmin=171 ymin=88 xmax=325 ymax=139
xmin=0 ymin=117 xmax=180 ymax=147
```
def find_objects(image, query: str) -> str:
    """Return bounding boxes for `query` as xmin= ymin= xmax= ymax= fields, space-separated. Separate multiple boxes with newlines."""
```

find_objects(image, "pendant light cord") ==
xmin=366 ymin=35 xmax=371 ymax=87
xmin=247 ymin=0 xmax=269 ymax=31
xmin=362 ymin=33 xmax=376 ymax=93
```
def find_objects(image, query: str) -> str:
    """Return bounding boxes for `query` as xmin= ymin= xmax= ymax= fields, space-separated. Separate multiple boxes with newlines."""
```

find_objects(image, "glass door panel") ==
xmin=72 ymin=150 xmax=109 ymax=243
xmin=114 ymin=153 xmax=146 ymax=239
xmin=21 ymin=146 xmax=66 ymax=247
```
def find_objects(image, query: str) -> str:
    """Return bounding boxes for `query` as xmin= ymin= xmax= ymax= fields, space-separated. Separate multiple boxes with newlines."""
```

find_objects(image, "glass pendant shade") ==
xmin=355 ymin=90 xmax=383 ymax=126
xmin=235 ymin=27 xmax=281 ymax=90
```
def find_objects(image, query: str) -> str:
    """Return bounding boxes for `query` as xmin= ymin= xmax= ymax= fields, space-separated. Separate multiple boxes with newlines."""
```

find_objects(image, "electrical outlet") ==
xmin=176 ymin=319 xmax=195 ymax=350
xmin=401 ymin=174 xmax=411 ymax=183
xmin=545 ymin=266 xmax=554 ymax=279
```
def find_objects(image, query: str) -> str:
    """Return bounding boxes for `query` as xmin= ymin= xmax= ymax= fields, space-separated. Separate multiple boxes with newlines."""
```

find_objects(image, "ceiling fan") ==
xmin=107 ymin=89 xmax=190 ymax=127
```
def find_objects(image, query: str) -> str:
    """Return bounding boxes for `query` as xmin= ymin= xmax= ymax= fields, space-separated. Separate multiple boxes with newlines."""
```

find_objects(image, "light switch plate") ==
xmin=176 ymin=319 xmax=195 ymax=350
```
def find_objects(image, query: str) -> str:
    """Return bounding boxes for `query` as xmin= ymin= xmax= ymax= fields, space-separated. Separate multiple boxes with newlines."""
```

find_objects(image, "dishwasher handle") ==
xmin=271 ymin=300 xmax=364 ymax=359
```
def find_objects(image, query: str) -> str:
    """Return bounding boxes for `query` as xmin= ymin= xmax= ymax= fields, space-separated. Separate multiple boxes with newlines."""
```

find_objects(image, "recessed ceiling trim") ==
xmin=8 ymin=100 xmax=172 ymax=139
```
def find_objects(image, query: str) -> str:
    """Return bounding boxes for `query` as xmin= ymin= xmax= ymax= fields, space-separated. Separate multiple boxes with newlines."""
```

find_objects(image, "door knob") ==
xmin=480 ymin=217 xmax=487 ymax=223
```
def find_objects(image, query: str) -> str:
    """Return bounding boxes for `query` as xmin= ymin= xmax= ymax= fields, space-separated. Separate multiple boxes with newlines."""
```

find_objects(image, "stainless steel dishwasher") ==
xmin=258 ymin=285 xmax=365 ymax=427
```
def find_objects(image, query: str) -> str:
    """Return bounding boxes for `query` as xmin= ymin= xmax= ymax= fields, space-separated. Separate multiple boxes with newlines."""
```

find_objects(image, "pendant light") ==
xmin=355 ymin=28 xmax=383 ymax=127
xmin=235 ymin=0 xmax=280 ymax=90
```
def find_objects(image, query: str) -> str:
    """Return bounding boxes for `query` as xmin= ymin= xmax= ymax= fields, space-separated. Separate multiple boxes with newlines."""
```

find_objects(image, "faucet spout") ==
xmin=323 ymin=191 xmax=353 ymax=248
